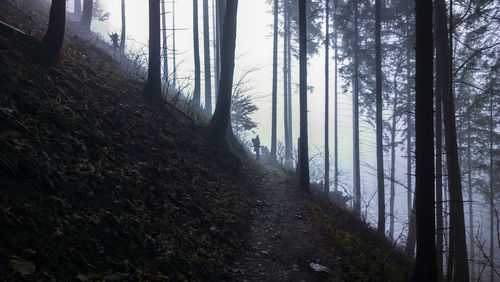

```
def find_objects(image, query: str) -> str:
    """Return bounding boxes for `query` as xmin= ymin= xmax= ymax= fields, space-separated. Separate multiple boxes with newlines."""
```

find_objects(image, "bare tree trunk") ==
xmin=375 ymin=0 xmax=385 ymax=235
xmin=271 ymin=0 xmax=278 ymax=159
xmin=435 ymin=47 xmax=444 ymax=281
xmin=207 ymin=0 xmax=238 ymax=141
xmin=324 ymin=0 xmax=330 ymax=194
xmin=405 ymin=196 xmax=416 ymax=257
xmin=489 ymin=95 xmax=495 ymax=282
xmin=435 ymin=0 xmax=470 ymax=279
xmin=333 ymin=0 xmax=338 ymax=192
xmin=414 ymin=0 xmax=437 ymax=278
xmin=203 ymin=0 xmax=212 ymax=114
xmin=161 ymin=0 xmax=168 ymax=81
xmin=287 ymin=23 xmax=293 ymax=166
xmin=192 ymin=0 xmax=201 ymax=106
xmin=389 ymin=63 xmax=400 ymax=239
xmin=81 ymin=0 xmax=93 ymax=30
xmin=120 ymin=0 xmax=126 ymax=53
xmin=353 ymin=0 xmax=361 ymax=214
xmin=283 ymin=0 xmax=289 ymax=164
xmin=172 ymin=0 xmax=176 ymax=90
xmin=298 ymin=0 xmax=309 ymax=192
xmin=74 ymin=0 xmax=82 ymax=19
xmin=144 ymin=0 xmax=162 ymax=104
xmin=466 ymin=116 xmax=475 ymax=281
xmin=212 ymin=0 xmax=218 ymax=100
xmin=36 ymin=0 xmax=66 ymax=66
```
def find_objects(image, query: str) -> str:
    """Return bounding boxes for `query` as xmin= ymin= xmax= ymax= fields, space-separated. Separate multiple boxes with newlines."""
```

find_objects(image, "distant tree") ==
xmin=324 ymin=0 xmax=330 ymax=194
xmin=143 ymin=0 xmax=162 ymax=103
xmin=81 ymin=0 xmax=93 ymax=30
xmin=333 ymin=0 xmax=339 ymax=192
xmin=203 ymin=0 xmax=212 ymax=114
xmin=231 ymin=89 xmax=258 ymax=135
xmin=192 ymin=0 xmax=201 ymax=106
xmin=36 ymin=0 xmax=66 ymax=66
xmin=172 ymin=0 xmax=177 ymax=89
xmin=270 ymin=0 xmax=278 ymax=159
xmin=375 ymin=0 xmax=384 ymax=235
xmin=161 ymin=0 xmax=168 ymax=80
xmin=298 ymin=0 xmax=309 ymax=192
xmin=352 ymin=0 xmax=361 ymax=214
xmin=120 ymin=0 xmax=126 ymax=53
xmin=413 ymin=0 xmax=437 ymax=279
xmin=74 ymin=0 xmax=82 ymax=19
xmin=207 ymin=0 xmax=238 ymax=141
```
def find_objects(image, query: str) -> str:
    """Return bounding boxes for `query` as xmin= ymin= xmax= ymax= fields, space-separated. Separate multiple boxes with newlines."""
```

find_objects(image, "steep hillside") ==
xmin=0 ymin=1 xmax=256 ymax=280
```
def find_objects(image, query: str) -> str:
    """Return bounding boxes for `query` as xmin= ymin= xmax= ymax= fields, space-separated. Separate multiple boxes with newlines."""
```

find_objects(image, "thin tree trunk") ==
xmin=172 ymin=0 xmax=176 ymax=89
xmin=36 ymin=0 xmax=66 ymax=66
xmin=405 ymin=195 xmax=416 ymax=257
xmin=334 ymin=0 xmax=338 ymax=192
xmin=203 ymin=0 xmax=212 ymax=114
xmin=489 ymin=95 xmax=494 ymax=282
xmin=74 ymin=0 xmax=82 ymax=19
xmin=287 ymin=23 xmax=293 ymax=166
xmin=414 ymin=0 xmax=437 ymax=278
xmin=324 ymin=0 xmax=330 ymax=194
xmin=144 ymin=0 xmax=162 ymax=104
xmin=389 ymin=65 xmax=400 ymax=239
xmin=81 ymin=0 xmax=93 ymax=30
xmin=435 ymin=0 xmax=470 ymax=279
xmin=298 ymin=0 xmax=309 ymax=192
xmin=406 ymin=26 xmax=413 ymax=224
xmin=353 ymin=0 xmax=361 ymax=214
xmin=283 ymin=0 xmax=290 ymax=167
xmin=375 ymin=0 xmax=385 ymax=235
xmin=212 ymin=0 xmax=218 ymax=102
xmin=192 ymin=0 xmax=201 ymax=106
xmin=271 ymin=0 xmax=278 ymax=159
xmin=120 ymin=0 xmax=126 ymax=53
xmin=467 ymin=116 xmax=475 ymax=281
xmin=435 ymin=40 xmax=444 ymax=280
xmin=161 ymin=0 xmax=168 ymax=81
xmin=207 ymin=0 xmax=238 ymax=141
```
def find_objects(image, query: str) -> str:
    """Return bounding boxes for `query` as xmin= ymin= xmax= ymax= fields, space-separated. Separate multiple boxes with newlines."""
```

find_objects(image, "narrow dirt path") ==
xmin=227 ymin=159 xmax=341 ymax=281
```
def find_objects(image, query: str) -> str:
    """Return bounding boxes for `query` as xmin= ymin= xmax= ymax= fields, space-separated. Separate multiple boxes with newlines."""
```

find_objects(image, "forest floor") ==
xmin=0 ymin=1 xmax=412 ymax=281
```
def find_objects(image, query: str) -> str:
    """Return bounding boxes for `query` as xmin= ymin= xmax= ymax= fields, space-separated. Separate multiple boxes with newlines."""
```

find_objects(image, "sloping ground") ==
xmin=0 ymin=1 xmax=256 ymax=280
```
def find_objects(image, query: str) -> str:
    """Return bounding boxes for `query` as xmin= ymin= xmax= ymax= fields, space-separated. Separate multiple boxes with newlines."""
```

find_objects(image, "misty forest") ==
xmin=0 ymin=0 xmax=498 ymax=280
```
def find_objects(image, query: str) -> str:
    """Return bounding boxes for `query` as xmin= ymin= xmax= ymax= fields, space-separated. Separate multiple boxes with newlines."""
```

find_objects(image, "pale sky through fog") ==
xmin=73 ymin=0 xmax=413 ymax=234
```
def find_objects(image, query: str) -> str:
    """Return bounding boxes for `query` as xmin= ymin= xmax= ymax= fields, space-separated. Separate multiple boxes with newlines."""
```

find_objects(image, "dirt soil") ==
xmin=227 ymin=159 xmax=342 ymax=281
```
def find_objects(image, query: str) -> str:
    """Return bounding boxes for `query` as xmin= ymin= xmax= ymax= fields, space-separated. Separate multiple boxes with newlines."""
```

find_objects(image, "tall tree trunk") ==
xmin=353 ymin=0 xmax=361 ymax=214
xmin=389 ymin=64 xmax=400 ymax=239
xmin=271 ymin=0 xmax=278 ymax=159
xmin=414 ymin=0 xmax=437 ymax=279
xmin=334 ymin=0 xmax=338 ymax=192
xmin=120 ymin=0 xmax=126 ymax=53
xmin=435 ymin=0 xmax=470 ymax=280
xmin=287 ymin=22 xmax=293 ymax=166
xmin=283 ymin=0 xmax=290 ymax=167
xmin=203 ymin=0 xmax=212 ymax=114
xmin=81 ymin=0 xmax=93 ymax=30
xmin=435 ymin=41 xmax=444 ymax=280
xmin=207 ymin=0 xmax=238 ymax=141
xmin=36 ymin=0 xmax=66 ymax=66
xmin=406 ymin=24 xmax=413 ymax=225
xmin=161 ymin=0 xmax=168 ymax=81
xmin=489 ymin=95 xmax=495 ymax=282
xmin=467 ymin=116 xmax=475 ymax=281
xmin=192 ymin=0 xmax=201 ymax=106
xmin=375 ymin=0 xmax=385 ymax=235
xmin=172 ymin=0 xmax=176 ymax=90
xmin=212 ymin=0 xmax=218 ymax=102
xmin=144 ymin=0 xmax=162 ymax=104
xmin=405 ymin=195 xmax=416 ymax=257
xmin=74 ymin=0 xmax=82 ymax=19
xmin=298 ymin=0 xmax=309 ymax=192
xmin=324 ymin=0 xmax=330 ymax=194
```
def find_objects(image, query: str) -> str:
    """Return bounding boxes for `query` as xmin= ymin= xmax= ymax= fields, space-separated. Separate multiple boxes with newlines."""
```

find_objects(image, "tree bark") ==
xmin=435 ymin=46 xmax=444 ymax=281
xmin=271 ymin=0 xmax=278 ymax=159
xmin=36 ymin=0 xmax=66 ymax=66
xmin=414 ymin=0 xmax=437 ymax=279
xmin=298 ymin=0 xmax=309 ymax=192
xmin=81 ymin=0 xmax=93 ymax=30
xmin=144 ymin=0 xmax=162 ymax=104
xmin=203 ymin=0 xmax=212 ymax=114
xmin=120 ymin=0 xmax=126 ymax=53
xmin=375 ymin=0 xmax=385 ymax=235
xmin=324 ymin=0 xmax=330 ymax=194
xmin=207 ymin=0 xmax=238 ymax=141
xmin=353 ymin=0 xmax=361 ymax=214
xmin=435 ymin=0 xmax=470 ymax=280
xmin=192 ymin=0 xmax=201 ymax=106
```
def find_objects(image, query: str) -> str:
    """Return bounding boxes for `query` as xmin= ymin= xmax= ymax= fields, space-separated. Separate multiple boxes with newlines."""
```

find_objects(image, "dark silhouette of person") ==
xmin=109 ymin=33 xmax=119 ymax=54
xmin=252 ymin=135 xmax=261 ymax=161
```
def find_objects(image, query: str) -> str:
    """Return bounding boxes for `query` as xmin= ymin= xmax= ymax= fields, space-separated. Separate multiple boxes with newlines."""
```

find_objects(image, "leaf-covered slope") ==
xmin=0 ymin=1 xmax=255 ymax=280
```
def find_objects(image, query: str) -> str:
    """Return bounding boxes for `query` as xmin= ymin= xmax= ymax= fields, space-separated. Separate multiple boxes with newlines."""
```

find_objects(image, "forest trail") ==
xmin=227 ymin=159 xmax=341 ymax=281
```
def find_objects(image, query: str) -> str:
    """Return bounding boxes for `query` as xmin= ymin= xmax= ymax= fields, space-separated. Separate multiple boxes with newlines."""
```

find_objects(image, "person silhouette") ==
xmin=251 ymin=135 xmax=261 ymax=161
